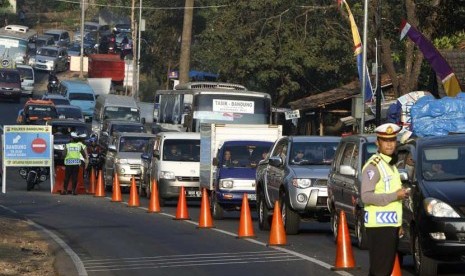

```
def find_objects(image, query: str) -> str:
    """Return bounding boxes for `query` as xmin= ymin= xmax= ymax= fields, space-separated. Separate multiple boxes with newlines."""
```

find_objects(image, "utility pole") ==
xmin=131 ymin=0 xmax=137 ymax=97
xmin=179 ymin=0 xmax=194 ymax=84
xmin=79 ymin=0 xmax=85 ymax=79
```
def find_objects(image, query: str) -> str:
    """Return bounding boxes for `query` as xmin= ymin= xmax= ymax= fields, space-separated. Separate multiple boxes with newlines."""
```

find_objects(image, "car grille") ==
xmin=177 ymin=176 xmax=199 ymax=182
xmin=314 ymin=179 xmax=327 ymax=187
xmin=129 ymin=164 xmax=140 ymax=170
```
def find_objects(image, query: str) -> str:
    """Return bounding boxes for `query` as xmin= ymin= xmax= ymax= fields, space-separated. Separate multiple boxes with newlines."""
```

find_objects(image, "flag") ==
xmin=339 ymin=0 xmax=374 ymax=102
xmin=400 ymin=20 xmax=463 ymax=97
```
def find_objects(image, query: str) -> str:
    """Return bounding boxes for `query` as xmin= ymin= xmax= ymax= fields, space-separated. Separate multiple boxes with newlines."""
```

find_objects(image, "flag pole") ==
xmin=360 ymin=0 xmax=369 ymax=134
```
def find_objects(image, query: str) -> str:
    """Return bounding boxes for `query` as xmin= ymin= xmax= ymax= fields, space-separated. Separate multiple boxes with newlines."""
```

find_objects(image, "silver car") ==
xmin=29 ymin=46 xmax=68 ymax=72
xmin=103 ymin=132 xmax=156 ymax=190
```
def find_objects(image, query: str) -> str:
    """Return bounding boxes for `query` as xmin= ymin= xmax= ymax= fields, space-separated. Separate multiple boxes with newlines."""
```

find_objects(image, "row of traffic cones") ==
xmin=331 ymin=210 xmax=402 ymax=275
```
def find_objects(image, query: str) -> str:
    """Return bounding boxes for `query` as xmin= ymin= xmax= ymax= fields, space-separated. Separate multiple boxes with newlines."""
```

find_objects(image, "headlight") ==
xmin=292 ymin=178 xmax=312 ymax=188
xmin=424 ymin=198 xmax=460 ymax=218
xmin=116 ymin=158 xmax=128 ymax=164
xmin=220 ymin=180 xmax=234 ymax=189
xmin=19 ymin=168 xmax=27 ymax=177
xmin=46 ymin=60 xmax=54 ymax=64
xmin=53 ymin=144 xmax=65 ymax=150
xmin=29 ymin=57 xmax=35 ymax=65
xmin=159 ymin=171 xmax=175 ymax=179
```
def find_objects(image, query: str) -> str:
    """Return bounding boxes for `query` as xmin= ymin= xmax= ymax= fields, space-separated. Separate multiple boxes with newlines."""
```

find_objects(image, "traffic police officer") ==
xmin=62 ymin=132 xmax=88 ymax=195
xmin=361 ymin=123 xmax=410 ymax=276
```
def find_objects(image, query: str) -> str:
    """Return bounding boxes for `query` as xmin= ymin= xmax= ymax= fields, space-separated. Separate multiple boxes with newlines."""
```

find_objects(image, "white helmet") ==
xmin=70 ymin=132 xmax=78 ymax=138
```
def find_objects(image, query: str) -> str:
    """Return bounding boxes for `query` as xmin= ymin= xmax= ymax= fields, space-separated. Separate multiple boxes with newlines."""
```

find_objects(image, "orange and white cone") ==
xmin=237 ymin=193 xmax=255 ymax=238
xmin=198 ymin=188 xmax=214 ymax=228
xmin=147 ymin=179 xmax=161 ymax=213
xmin=174 ymin=186 xmax=190 ymax=220
xmin=267 ymin=200 xmax=287 ymax=246
xmin=127 ymin=175 xmax=140 ymax=207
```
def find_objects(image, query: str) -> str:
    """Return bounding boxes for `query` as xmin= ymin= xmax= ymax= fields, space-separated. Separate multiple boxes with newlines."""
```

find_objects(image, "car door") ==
xmin=150 ymin=136 xmax=162 ymax=183
xmin=328 ymin=141 xmax=349 ymax=216
xmin=141 ymin=139 xmax=154 ymax=185
xmin=104 ymin=136 xmax=118 ymax=182
xmin=339 ymin=142 xmax=360 ymax=227
xmin=267 ymin=138 xmax=288 ymax=204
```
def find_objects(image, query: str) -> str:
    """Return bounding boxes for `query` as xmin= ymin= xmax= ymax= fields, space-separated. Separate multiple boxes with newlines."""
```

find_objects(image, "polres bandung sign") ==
xmin=2 ymin=125 xmax=53 ymax=167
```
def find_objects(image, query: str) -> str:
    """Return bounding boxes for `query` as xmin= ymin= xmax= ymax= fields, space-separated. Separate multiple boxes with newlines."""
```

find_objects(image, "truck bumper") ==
xmin=216 ymin=190 xmax=256 ymax=206
xmin=158 ymin=178 xmax=200 ymax=199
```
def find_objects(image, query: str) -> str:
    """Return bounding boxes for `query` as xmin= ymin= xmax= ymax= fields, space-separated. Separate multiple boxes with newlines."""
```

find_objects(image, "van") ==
xmin=0 ymin=68 xmax=22 ymax=102
xmin=44 ymin=29 xmax=70 ymax=47
xmin=141 ymin=132 xmax=200 ymax=206
xmin=16 ymin=65 xmax=34 ymax=96
xmin=59 ymin=80 xmax=96 ymax=122
xmin=92 ymin=94 xmax=141 ymax=134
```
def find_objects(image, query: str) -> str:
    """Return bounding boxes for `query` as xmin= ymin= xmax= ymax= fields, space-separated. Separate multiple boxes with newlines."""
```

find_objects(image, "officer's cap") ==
xmin=375 ymin=123 xmax=401 ymax=139
xmin=70 ymin=132 xmax=78 ymax=138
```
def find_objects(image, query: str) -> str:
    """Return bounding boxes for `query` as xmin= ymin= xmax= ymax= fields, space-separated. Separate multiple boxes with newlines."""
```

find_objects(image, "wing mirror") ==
xmin=268 ymin=156 xmax=282 ymax=167
xmin=340 ymin=165 xmax=356 ymax=177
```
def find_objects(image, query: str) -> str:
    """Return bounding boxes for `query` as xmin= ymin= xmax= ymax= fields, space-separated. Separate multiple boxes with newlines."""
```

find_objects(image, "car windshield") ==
xmin=104 ymin=106 xmax=140 ymax=121
xmin=421 ymin=145 xmax=465 ymax=181
xmin=84 ymin=24 xmax=98 ymax=32
xmin=52 ymin=124 xmax=87 ymax=137
xmin=221 ymin=144 xmax=271 ymax=168
xmin=37 ymin=48 xmax=58 ymax=57
xmin=111 ymin=124 xmax=144 ymax=134
xmin=47 ymin=98 xmax=69 ymax=105
xmin=56 ymin=107 xmax=82 ymax=119
xmin=44 ymin=33 xmax=60 ymax=41
xmin=0 ymin=71 xmax=20 ymax=83
xmin=26 ymin=105 xmax=57 ymax=118
xmin=290 ymin=142 xmax=339 ymax=165
xmin=68 ymin=93 xmax=94 ymax=101
xmin=163 ymin=139 xmax=200 ymax=162
xmin=119 ymin=137 xmax=151 ymax=153
xmin=16 ymin=68 xmax=33 ymax=80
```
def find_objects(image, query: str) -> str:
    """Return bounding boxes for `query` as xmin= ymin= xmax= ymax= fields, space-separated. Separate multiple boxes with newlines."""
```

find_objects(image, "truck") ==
xmin=200 ymin=124 xmax=282 ymax=219
xmin=87 ymin=54 xmax=125 ymax=83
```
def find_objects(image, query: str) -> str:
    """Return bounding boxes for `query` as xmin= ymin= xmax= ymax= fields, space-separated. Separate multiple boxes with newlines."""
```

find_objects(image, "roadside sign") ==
xmin=285 ymin=110 xmax=300 ymax=120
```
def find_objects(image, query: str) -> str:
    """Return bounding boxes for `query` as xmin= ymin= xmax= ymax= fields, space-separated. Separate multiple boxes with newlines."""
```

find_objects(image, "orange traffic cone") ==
xmin=391 ymin=254 xmax=402 ymax=276
xmin=331 ymin=210 xmax=359 ymax=270
xmin=174 ymin=186 xmax=190 ymax=220
xmin=127 ymin=175 xmax=140 ymax=207
xmin=111 ymin=172 xmax=122 ymax=202
xmin=237 ymin=193 xmax=255 ymax=238
xmin=88 ymin=167 xmax=96 ymax=194
xmin=52 ymin=166 xmax=65 ymax=194
xmin=267 ymin=200 xmax=287 ymax=246
xmin=197 ymin=188 xmax=214 ymax=228
xmin=147 ymin=179 xmax=161 ymax=213
xmin=94 ymin=170 xmax=105 ymax=197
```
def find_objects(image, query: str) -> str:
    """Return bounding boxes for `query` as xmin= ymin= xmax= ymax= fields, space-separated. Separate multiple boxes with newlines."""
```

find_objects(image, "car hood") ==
xmin=422 ymin=180 xmax=465 ymax=206
xmin=116 ymin=152 xmax=143 ymax=163
xmin=35 ymin=55 xmax=58 ymax=62
xmin=218 ymin=167 xmax=256 ymax=180
xmin=289 ymin=165 xmax=331 ymax=179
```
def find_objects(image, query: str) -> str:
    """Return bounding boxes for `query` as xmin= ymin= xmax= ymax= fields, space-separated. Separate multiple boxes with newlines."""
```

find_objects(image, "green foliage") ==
xmin=434 ymin=32 xmax=465 ymax=50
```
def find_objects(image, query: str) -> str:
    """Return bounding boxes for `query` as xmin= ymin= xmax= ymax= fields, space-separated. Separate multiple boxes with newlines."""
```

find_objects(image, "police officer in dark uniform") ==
xmin=361 ymin=123 xmax=410 ymax=276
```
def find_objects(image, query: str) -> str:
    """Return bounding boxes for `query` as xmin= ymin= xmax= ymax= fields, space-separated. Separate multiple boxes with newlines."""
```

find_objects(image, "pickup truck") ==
xmin=255 ymin=135 xmax=340 ymax=234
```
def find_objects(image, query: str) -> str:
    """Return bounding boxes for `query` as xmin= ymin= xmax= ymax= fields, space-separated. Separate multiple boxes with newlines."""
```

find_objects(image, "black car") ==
xmin=396 ymin=134 xmax=465 ymax=275
xmin=48 ymin=119 xmax=89 ymax=165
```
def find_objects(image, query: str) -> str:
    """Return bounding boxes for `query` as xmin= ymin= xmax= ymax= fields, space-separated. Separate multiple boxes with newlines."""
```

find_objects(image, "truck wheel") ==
xmin=211 ymin=193 xmax=224 ymax=220
xmin=355 ymin=210 xmax=368 ymax=249
xmin=413 ymin=232 xmax=437 ymax=276
xmin=104 ymin=170 xmax=113 ymax=192
xmin=139 ymin=182 xmax=147 ymax=197
xmin=158 ymin=193 xmax=165 ymax=207
xmin=330 ymin=210 xmax=338 ymax=243
xmin=280 ymin=192 xmax=300 ymax=235
xmin=257 ymin=190 xmax=270 ymax=230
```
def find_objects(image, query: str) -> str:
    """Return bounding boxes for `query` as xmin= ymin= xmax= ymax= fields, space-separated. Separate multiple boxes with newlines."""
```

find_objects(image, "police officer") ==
xmin=361 ymin=123 xmax=410 ymax=276
xmin=62 ymin=132 xmax=88 ymax=195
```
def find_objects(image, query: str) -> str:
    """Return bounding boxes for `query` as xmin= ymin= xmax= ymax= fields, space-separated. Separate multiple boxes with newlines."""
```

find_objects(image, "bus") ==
xmin=0 ymin=25 xmax=37 ymax=67
xmin=154 ymin=82 xmax=272 ymax=132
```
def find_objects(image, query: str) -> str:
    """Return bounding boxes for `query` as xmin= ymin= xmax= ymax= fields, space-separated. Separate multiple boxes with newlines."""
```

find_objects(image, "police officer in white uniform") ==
xmin=361 ymin=123 xmax=410 ymax=276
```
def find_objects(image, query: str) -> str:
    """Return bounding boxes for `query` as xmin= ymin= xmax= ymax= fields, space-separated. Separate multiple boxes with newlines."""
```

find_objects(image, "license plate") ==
xmin=186 ymin=190 xmax=201 ymax=197
xmin=247 ymin=194 xmax=256 ymax=201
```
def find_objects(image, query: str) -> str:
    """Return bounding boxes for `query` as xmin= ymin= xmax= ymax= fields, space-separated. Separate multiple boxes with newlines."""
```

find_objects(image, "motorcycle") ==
xmin=47 ymin=80 xmax=59 ymax=94
xmin=19 ymin=167 xmax=49 ymax=191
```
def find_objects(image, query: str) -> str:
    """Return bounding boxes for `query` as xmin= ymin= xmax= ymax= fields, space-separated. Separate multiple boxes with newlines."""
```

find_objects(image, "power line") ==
xmin=54 ymin=0 xmax=229 ymax=10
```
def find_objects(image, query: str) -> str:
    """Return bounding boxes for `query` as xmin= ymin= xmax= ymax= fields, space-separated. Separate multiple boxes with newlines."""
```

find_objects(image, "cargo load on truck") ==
xmin=88 ymin=54 xmax=125 ymax=83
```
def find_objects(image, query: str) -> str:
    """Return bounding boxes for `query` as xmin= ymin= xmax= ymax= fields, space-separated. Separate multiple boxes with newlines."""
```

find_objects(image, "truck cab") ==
xmin=211 ymin=140 xmax=273 ymax=219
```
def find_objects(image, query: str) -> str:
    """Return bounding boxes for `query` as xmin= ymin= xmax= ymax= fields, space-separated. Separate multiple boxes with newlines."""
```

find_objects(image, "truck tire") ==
xmin=211 ymin=193 xmax=224 ymax=220
xmin=257 ymin=189 xmax=270 ymax=230
xmin=280 ymin=192 xmax=300 ymax=235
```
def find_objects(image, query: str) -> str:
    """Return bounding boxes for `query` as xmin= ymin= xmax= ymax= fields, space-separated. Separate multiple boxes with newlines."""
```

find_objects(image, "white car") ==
xmin=16 ymin=64 xmax=35 ymax=96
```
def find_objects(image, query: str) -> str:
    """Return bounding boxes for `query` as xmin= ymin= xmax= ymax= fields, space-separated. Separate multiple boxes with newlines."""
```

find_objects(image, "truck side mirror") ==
xmin=108 ymin=145 xmax=117 ymax=152
xmin=340 ymin=165 xmax=356 ymax=176
xmin=141 ymin=117 xmax=146 ymax=124
xmin=398 ymin=169 xmax=409 ymax=181
xmin=268 ymin=156 xmax=282 ymax=167
xmin=212 ymin=157 xmax=218 ymax=166
xmin=153 ymin=149 xmax=160 ymax=158
xmin=141 ymin=153 xmax=150 ymax=160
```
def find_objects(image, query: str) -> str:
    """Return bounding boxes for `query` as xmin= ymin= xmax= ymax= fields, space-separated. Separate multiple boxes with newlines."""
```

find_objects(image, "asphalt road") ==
xmin=0 ymin=82 xmax=463 ymax=276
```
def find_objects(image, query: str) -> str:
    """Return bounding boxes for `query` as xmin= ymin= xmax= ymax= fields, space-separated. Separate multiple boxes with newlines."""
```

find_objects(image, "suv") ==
xmin=44 ymin=29 xmax=71 ymax=47
xmin=17 ymin=99 xmax=58 ymax=125
xmin=327 ymin=134 xmax=379 ymax=249
xmin=395 ymin=134 xmax=465 ymax=275
xmin=48 ymin=119 xmax=89 ymax=165
xmin=103 ymin=132 xmax=156 ymax=190
xmin=98 ymin=120 xmax=145 ymax=150
xmin=29 ymin=46 xmax=68 ymax=72
xmin=255 ymin=136 xmax=340 ymax=234
xmin=0 ymin=68 xmax=22 ymax=102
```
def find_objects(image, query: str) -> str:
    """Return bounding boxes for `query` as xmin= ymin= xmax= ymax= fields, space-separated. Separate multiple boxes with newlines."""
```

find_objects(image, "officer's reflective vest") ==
xmin=64 ymin=142 xmax=83 ymax=166
xmin=363 ymin=153 xmax=402 ymax=228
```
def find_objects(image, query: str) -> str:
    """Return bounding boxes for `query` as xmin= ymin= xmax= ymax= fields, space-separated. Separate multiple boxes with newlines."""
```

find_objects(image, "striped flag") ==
xmin=338 ymin=0 xmax=374 ymax=102
xmin=400 ymin=20 xmax=463 ymax=97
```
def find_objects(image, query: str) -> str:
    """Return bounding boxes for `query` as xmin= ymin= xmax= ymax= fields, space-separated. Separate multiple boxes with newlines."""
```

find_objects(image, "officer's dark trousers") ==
xmin=64 ymin=165 xmax=80 ymax=193
xmin=366 ymin=227 xmax=399 ymax=276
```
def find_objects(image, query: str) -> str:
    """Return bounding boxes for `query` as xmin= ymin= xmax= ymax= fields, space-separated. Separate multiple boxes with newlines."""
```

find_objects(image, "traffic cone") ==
xmin=391 ymin=254 xmax=402 ymax=276
xmin=76 ymin=166 xmax=86 ymax=194
xmin=174 ymin=186 xmax=190 ymax=220
xmin=331 ymin=210 xmax=359 ymax=270
xmin=88 ymin=167 xmax=96 ymax=194
xmin=267 ymin=200 xmax=287 ymax=246
xmin=147 ymin=178 xmax=160 ymax=213
xmin=111 ymin=172 xmax=122 ymax=202
xmin=94 ymin=170 xmax=105 ymax=197
xmin=52 ymin=165 xmax=65 ymax=194
xmin=197 ymin=188 xmax=214 ymax=228
xmin=127 ymin=175 xmax=140 ymax=207
xmin=237 ymin=193 xmax=255 ymax=238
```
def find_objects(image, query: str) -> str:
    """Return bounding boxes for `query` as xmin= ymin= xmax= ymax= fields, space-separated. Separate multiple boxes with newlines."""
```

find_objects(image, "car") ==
xmin=29 ymin=46 xmax=68 ymax=72
xmin=43 ymin=29 xmax=71 ymax=47
xmin=327 ymin=134 xmax=379 ymax=249
xmin=98 ymin=120 xmax=145 ymax=149
xmin=395 ymin=134 xmax=465 ymax=275
xmin=113 ymin=23 xmax=131 ymax=34
xmin=0 ymin=68 xmax=22 ymax=102
xmin=67 ymin=43 xmax=95 ymax=60
xmin=17 ymin=99 xmax=58 ymax=125
xmin=42 ymin=94 xmax=70 ymax=106
xmin=255 ymin=135 xmax=341 ymax=234
xmin=16 ymin=65 xmax=35 ymax=96
xmin=28 ymin=34 xmax=55 ymax=54
xmin=59 ymin=80 xmax=96 ymax=122
xmin=48 ymin=119 xmax=89 ymax=165
xmin=74 ymin=22 xmax=111 ymax=41
xmin=55 ymin=105 xmax=84 ymax=122
xmin=115 ymin=32 xmax=131 ymax=50
xmin=103 ymin=132 xmax=156 ymax=190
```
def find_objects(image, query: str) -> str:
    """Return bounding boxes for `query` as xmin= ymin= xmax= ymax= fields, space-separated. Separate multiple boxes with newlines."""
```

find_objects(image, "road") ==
xmin=0 ymin=89 xmax=462 ymax=276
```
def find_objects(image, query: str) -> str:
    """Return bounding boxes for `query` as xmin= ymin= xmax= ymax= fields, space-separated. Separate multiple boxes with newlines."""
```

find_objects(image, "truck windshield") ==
xmin=163 ymin=139 xmax=200 ymax=162
xmin=104 ymin=106 xmax=140 ymax=121
xmin=221 ymin=144 xmax=271 ymax=168
xmin=290 ymin=142 xmax=339 ymax=165
xmin=421 ymin=145 xmax=465 ymax=181
xmin=69 ymin=93 xmax=94 ymax=101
